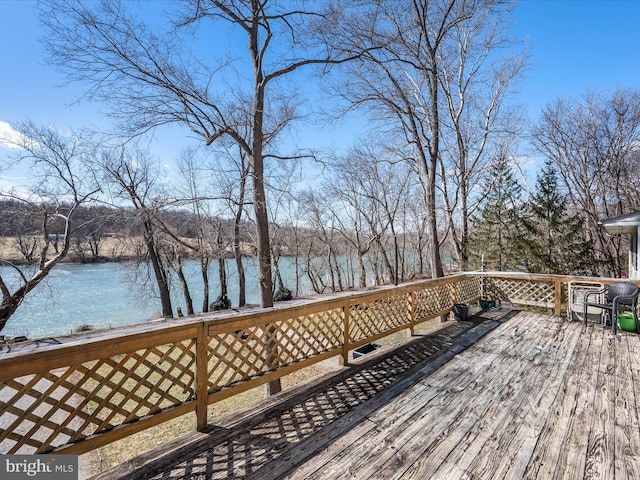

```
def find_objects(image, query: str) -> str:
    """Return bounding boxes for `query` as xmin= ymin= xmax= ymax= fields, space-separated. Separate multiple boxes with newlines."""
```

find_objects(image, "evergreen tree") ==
xmin=470 ymin=156 xmax=526 ymax=271
xmin=519 ymin=158 xmax=593 ymax=274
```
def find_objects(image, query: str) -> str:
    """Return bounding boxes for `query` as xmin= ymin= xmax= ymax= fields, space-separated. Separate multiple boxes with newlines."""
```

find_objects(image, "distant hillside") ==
xmin=0 ymin=199 xmax=211 ymax=238
xmin=0 ymin=199 xmax=308 ymax=264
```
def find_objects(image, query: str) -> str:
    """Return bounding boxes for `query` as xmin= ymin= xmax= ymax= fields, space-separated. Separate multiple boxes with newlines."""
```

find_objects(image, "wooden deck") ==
xmin=96 ymin=308 xmax=640 ymax=480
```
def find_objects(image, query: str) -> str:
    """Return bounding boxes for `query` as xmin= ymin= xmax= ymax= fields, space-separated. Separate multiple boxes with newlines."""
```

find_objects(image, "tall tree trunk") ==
xmin=427 ymin=51 xmax=444 ymax=279
xmin=390 ymin=224 xmax=399 ymax=285
xmin=235 ymin=251 xmax=246 ymax=307
xmin=331 ymin=248 xmax=344 ymax=291
xmin=218 ymin=255 xmax=228 ymax=300
xmin=201 ymin=257 xmax=210 ymax=313
xmin=358 ymin=251 xmax=367 ymax=289
xmin=273 ymin=254 xmax=285 ymax=292
xmin=175 ymin=261 xmax=194 ymax=316
xmin=234 ymin=169 xmax=247 ymax=307
xmin=374 ymin=236 xmax=394 ymax=283
xmin=251 ymin=81 xmax=274 ymax=307
xmin=142 ymin=217 xmax=173 ymax=318
xmin=217 ymin=226 xmax=228 ymax=302
xmin=249 ymin=20 xmax=279 ymax=396
xmin=327 ymin=245 xmax=336 ymax=291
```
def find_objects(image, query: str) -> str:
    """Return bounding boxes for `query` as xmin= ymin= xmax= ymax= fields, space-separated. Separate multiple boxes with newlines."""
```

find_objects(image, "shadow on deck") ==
xmin=95 ymin=308 xmax=516 ymax=480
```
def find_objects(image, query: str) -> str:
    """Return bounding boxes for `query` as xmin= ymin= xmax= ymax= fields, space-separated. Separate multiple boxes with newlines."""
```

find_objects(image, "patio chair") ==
xmin=567 ymin=281 xmax=603 ymax=322
xmin=583 ymin=282 xmax=640 ymax=334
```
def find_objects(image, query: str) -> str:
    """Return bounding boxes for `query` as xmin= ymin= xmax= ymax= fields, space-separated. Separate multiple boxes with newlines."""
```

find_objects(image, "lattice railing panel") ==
xmin=456 ymin=277 xmax=482 ymax=304
xmin=207 ymin=308 xmax=343 ymax=392
xmin=0 ymin=339 xmax=196 ymax=454
xmin=488 ymin=277 xmax=555 ymax=307
xmin=349 ymin=293 xmax=408 ymax=343
xmin=414 ymin=284 xmax=453 ymax=321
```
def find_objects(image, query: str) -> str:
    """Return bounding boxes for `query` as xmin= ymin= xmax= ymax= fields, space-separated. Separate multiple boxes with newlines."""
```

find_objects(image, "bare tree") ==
xmin=100 ymin=148 xmax=174 ymax=318
xmin=276 ymin=196 xmax=311 ymax=295
xmin=298 ymin=190 xmax=338 ymax=293
xmin=209 ymin=143 xmax=252 ymax=307
xmin=176 ymin=144 xmax=250 ymax=310
xmin=265 ymin=157 xmax=302 ymax=298
xmin=326 ymin=0 xmax=520 ymax=277
xmin=327 ymin=141 xmax=414 ymax=285
xmin=208 ymin=219 xmax=231 ymax=309
xmin=176 ymin=147 xmax=215 ymax=313
xmin=438 ymin=2 xmax=527 ymax=270
xmin=329 ymin=0 xmax=457 ymax=278
xmin=301 ymin=148 xmax=407 ymax=293
xmin=164 ymin=241 xmax=194 ymax=316
xmin=531 ymin=88 xmax=640 ymax=276
xmin=323 ymin=170 xmax=378 ymax=289
xmin=41 ymin=0 xmax=358 ymax=304
xmin=0 ymin=121 xmax=99 ymax=330
xmin=14 ymin=233 xmax=39 ymax=264
xmin=403 ymin=185 xmax=429 ymax=276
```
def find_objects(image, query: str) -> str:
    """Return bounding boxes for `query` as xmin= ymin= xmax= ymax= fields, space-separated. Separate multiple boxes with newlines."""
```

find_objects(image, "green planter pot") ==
xmin=617 ymin=311 xmax=637 ymax=332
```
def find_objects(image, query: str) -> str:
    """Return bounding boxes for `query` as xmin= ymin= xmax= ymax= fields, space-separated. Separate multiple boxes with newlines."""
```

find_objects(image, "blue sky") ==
xmin=0 ymin=2 xmax=104 ymax=126
xmin=1 ymin=0 xmax=640 ymax=180
xmin=510 ymin=0 xmax=640 ymax=118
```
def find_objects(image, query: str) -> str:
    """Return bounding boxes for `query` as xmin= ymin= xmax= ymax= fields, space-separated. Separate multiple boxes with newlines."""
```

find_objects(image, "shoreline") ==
xmin=0 ymin=235 xmax=245 ymax=266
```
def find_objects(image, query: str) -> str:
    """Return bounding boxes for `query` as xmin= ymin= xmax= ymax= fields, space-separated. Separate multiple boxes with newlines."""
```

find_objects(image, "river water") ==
xmin=1 ymin=257 xmax=314 ymax=340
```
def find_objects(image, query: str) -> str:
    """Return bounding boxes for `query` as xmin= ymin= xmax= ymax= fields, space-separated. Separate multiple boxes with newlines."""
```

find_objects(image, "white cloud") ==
xmin=0 ymin=174 xmax=32 ymax=199
xmin=0 ymin=121 xmax=23 ymax=149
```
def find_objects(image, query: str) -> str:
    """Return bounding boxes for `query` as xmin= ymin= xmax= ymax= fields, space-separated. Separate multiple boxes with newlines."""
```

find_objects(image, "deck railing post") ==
xmin=342 ymin=299 xmax=351 ymax=365
xmin=448 ymin=280 xmax=458 ymax=322
xmin=408 ymin=289 xmax=416 ymax=336
xmin=554 ymin=277 xmax=562 ymax=317
xmin=194 ymin=322 xmax=209 ymax=431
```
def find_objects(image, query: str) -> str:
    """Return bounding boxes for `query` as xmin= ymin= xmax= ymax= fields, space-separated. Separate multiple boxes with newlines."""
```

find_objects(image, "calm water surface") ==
xmin=1 ymin=258 xmax=311 ymax=340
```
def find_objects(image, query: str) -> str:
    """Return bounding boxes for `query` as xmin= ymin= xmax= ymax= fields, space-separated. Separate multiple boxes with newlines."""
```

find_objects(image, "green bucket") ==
xmin=617 ymin=311 xmax=637 ymax=332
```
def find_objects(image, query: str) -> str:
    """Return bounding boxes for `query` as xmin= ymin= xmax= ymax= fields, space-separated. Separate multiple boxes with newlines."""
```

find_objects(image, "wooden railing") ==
xmin=0 ymin=272 xmax=628 ymax=456
xmin=481 ymin=271 xmax=639 ymax=315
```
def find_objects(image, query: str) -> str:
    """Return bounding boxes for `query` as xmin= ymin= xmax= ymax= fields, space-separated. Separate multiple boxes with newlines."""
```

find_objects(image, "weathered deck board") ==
xmin=613 ymin=331 xmax=640 ymax=479
xmin=585 ymin=328 xmax=616 ymax=479
xmin=430 ymin=314 xmax=580 ymax=480
xmin=351 ymin=314 xmax=557 ymax=480
xmin=523 ymin=314 xmax=596 ymax=480
xmin=393 ymin=314 xmax=576 ymax=480
xmin=555 ymin=323 xmax=602 ymax=480
xmin=487 ymin=317 xmax=580 ymax=480
xmin=283 ymin=313 xmax=640 ymax=480
xmin=94 ymin=309 xmax=640 ymax=480
xmin=275 ymin=315 xmax=514 ymax=480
